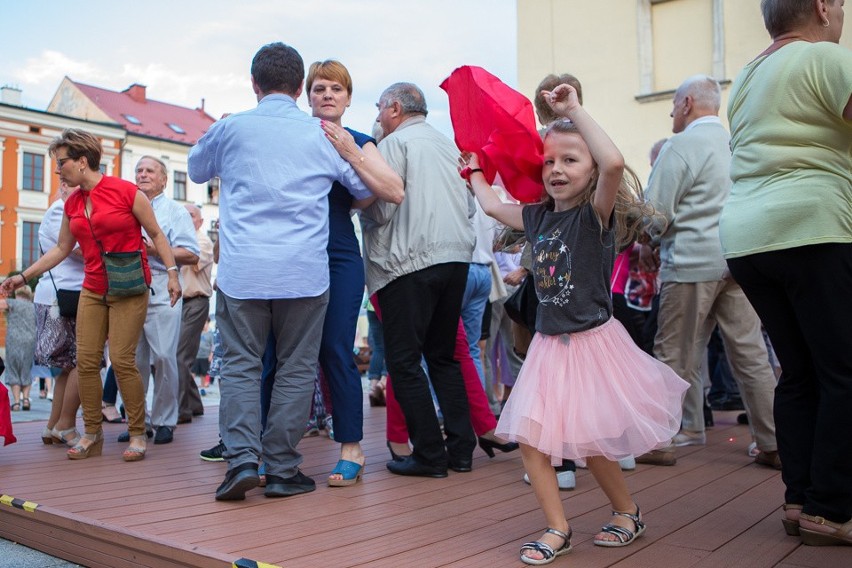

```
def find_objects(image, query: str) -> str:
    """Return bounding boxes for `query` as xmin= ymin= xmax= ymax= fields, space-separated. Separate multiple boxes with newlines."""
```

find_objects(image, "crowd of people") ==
xmin=1 ymin=0 xmax=850 ymax=562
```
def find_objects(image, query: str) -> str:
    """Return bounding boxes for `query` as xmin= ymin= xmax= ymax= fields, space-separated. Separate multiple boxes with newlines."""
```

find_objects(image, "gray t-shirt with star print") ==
xmin=522 ymin=202 xmax=616 ymax=336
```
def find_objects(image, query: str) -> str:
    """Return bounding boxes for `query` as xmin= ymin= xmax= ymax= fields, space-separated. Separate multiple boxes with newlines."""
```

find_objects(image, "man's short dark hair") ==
xmin=250 ymin=42 xmax=304 ymax=95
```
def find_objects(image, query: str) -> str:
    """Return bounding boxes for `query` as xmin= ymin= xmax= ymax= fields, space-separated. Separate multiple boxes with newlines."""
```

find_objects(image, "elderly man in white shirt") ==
xmin=116 ymin=155 xmax=199 ymax=446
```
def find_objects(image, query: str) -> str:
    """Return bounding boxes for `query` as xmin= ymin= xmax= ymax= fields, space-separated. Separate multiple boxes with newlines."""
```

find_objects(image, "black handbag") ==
xmin=42 ymin=244 xmax=80 ymax=319
xmin=55 ymin=288 xmax=81 ymax=318
xmin=503 ymin=273 xmax=539 ymax=333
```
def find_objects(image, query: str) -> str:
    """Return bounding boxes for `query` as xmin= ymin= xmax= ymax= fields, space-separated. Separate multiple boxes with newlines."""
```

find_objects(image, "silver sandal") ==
xmin=593 ymin=506 xmax=645 ymax=547
xmin=520 ymin=527 xmax=572 ymax=565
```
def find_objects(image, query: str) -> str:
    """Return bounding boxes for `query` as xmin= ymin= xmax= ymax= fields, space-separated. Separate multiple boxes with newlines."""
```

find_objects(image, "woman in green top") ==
xmin=719 ymin=0 xmax=852 ymax=547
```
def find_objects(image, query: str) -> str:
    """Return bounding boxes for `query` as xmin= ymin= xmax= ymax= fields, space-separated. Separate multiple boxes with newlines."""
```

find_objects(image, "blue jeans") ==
xmin=460 ymin=263 xmax=492 ymax=387
xmin=366 ymin=310 xmax=386 ymax=379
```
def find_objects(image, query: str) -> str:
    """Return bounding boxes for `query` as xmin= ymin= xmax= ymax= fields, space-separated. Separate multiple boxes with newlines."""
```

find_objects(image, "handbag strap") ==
xmin=82 ymin=194 xmax=107 ymax=256
xmin=39 ymin=243 xmax=59 ymax=294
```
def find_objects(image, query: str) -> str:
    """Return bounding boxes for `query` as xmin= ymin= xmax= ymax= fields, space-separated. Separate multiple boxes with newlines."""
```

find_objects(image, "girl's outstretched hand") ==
xmin=541 ymin=84 xmax=581 ymax=118
xmin=458 ymin=151 xmax=482 ymax=183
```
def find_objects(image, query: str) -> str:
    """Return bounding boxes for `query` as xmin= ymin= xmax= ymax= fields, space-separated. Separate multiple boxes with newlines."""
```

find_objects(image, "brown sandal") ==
xmin=782 ymin=504 xmax=802 ymax=536
xmin=799 ymin=513 xmax=852 ymax=546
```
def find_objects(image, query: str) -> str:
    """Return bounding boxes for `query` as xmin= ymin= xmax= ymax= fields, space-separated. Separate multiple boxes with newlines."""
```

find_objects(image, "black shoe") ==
xmin=117 ymin=428 xmax=153 ymax=443
xmin=703 ymin=404 xmax=714 ymax=427
xmin=718 ymin=398 xmax=745 ymax=411
xmin=192 ymin=409 xmax=204 ymax=417
xmin=215 ymin=463 xmax=259 ymax=501
xmin=200 ymin=440 xmax=226 ymax=462
xmin=477 ymin=436 xmax=519 ymax=458
xmin=386 ymin=455 xmax=448 ymax=478
xmin=153 ymin=427 xmax=174 ymax=445
xmin=448 ymin=457 xmax=472 ymax=473
xmin=737 ymin=412 xmax=749 ymax=425
xmin=177 ymin=415 xmax=192 ymax=425
xmin=386 ymin=441 xmax=408 ymax=462
xmin=264 ymin=470 xmax=316 ymax=498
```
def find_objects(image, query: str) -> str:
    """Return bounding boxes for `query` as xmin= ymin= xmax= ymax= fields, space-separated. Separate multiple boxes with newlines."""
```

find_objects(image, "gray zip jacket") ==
xmin=361 ymin=116 xmax=475 ymax=294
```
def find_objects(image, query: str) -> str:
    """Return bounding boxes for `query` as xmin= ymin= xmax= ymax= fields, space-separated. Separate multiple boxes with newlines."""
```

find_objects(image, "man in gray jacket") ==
xmin=362 ymin=82 xmax=476 ymax=478
xmin=641 ymin=75 xmax=778 ymax=469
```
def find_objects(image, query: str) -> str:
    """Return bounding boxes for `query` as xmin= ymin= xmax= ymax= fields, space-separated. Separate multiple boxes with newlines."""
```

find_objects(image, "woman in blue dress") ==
xmin=308 ymin=60 xmax=403 ymax=486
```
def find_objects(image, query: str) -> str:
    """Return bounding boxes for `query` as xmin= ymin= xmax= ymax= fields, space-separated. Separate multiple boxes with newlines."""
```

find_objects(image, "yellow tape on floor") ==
xmin=0 ymin=495 xmax=38 ymax=512
xmin=233 ymin=559 xmax=282 ymax=568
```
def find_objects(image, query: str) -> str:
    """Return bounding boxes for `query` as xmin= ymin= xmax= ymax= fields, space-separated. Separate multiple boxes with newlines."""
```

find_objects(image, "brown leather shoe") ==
xmin=635 ymin=449 xmax=677 ymax=466
xmin=754 ymin=450 xmax=782 ymax=470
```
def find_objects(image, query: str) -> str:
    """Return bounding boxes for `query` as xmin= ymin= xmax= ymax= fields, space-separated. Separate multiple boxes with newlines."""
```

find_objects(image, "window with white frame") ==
xmin=173 ymin=170 xmax=187 ymax=201
xmin=22 ymin=152 xmax=45 ymax=191
xmin=636 ymin=0 xmax=725 ymax=97
xmin=21 ymin=221 xmax=41 ymax=269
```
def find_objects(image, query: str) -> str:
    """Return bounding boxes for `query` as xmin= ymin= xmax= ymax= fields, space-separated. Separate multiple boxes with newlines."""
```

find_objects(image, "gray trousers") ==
xmin=216 ymin=289 xmax=328 ymax=477
xmin=655 ymin=279 xmax=777 ymax=451
xmin=135 ymin=271 xmax=182 ymax=429
xmin=177 ymin=295 xmax=209 ymax=420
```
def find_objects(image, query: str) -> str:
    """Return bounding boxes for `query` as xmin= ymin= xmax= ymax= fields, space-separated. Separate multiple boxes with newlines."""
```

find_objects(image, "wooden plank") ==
xmin=0 ymin=407 xmax=842 ymax=568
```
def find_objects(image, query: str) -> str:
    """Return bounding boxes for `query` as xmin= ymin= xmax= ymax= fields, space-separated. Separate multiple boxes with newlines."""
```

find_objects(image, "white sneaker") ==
xmin=673 ymin=430 xmax=706 ymax=447
xmin=523 ymin=470 xmax=576 ymax=491
xmin=571 ymin=457 xmax=635 ymax=470
xmin=747 ymin=441 xmax=759 ymax=457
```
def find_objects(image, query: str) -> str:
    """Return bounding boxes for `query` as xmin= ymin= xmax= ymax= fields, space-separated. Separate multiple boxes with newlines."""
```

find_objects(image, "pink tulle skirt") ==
xmin=495 ymin=318 xmax=688 ymax=465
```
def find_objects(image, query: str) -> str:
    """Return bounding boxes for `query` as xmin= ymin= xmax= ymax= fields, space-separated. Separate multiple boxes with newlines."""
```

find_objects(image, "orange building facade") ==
xmin=0 ymin=89 xmax=125 ymax=348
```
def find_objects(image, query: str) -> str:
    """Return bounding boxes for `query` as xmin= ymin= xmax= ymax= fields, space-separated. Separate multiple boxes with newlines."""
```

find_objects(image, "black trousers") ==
xmin=728 ymin=243 xmax=852 ymax=523
xmin=378 ymin=262 xmax=475 ymax=467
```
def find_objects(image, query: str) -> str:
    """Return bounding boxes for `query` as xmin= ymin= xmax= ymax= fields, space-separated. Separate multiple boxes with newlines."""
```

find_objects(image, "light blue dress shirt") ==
xmin=188 ymin=94 xmax=371 ymax=300
xmin=145 ymin=193 xmax=200 ymax=273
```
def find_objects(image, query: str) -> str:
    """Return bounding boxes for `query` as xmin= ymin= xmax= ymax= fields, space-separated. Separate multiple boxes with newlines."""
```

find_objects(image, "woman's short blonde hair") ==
xmin=306 ymin=60 xmax=353 ymax=96
xmin=48 ymin=129 xmax=102 ymax=172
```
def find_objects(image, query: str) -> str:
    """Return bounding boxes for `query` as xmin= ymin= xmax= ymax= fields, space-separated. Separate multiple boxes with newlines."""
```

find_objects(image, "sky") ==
xmin=0 ymin=0 xmax=518 ymax=139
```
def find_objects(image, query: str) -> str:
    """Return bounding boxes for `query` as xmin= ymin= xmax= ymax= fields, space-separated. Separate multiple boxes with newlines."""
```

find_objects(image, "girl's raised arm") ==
xmin=544 ymin=84 xmax=625 ymax=226
xmin=461 ymin=152 xmax=525 ymax=231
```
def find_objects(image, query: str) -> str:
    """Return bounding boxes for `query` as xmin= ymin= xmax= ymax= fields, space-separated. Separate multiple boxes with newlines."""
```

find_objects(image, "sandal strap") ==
xmin=611 ymin=507 xmax=645 ymax=531
xmin=520 ymin=527 xmax=571 ymax=560
xmin=544 ymin=527 xmax=571 ymax=543
xmin=520 ymin=541 xmax=556 ymax=560
xmin=599 ymin=523 xmax=634 ymax=543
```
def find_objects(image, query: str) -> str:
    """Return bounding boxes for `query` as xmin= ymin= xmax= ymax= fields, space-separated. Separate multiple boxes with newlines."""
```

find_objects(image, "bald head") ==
xmin=185 ymin=203 xmax=203 ymax=231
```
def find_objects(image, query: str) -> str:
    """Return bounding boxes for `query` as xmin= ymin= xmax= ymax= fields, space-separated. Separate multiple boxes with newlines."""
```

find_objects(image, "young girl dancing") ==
xmin=464 ymin=83 xmax=688 ymax=565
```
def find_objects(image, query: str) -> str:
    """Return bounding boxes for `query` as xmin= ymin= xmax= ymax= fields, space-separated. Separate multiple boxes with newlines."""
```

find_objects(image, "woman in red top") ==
xmin=1 ymin=129 xmax=181 ymax=462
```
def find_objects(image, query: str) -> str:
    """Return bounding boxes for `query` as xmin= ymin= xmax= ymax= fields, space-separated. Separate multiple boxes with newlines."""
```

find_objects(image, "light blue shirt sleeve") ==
xmin=147 ymin=195 xmax=200 ymax=271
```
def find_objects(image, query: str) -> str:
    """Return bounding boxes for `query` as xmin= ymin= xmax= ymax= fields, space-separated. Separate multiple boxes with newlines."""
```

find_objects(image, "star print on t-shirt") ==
xmin=533 ymin=228 xmax=573 ymax=307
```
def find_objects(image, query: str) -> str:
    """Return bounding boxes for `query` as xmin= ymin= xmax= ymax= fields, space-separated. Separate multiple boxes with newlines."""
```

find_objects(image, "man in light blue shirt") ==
xmin=188 ymin=42 xmax=371 ymax=501
xmin=122 ymin=156 xmax=199 ymax=448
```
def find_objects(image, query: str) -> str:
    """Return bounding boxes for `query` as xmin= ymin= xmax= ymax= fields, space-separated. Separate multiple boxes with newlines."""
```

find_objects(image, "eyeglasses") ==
xmin=56 ymin=156 xmax=74 ymax=167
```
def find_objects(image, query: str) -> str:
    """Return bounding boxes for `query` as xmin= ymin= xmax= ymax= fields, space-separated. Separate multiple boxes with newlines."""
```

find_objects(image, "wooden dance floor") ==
xmin=0 ymin=404 xmax=844 ymax=567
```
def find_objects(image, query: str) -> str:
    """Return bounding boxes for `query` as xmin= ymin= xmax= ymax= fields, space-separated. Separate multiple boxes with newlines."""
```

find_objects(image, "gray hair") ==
xmin=761 ymin=0 xmax=818 ymax=38
xmin=379 ymin=82 xmax=428 ymax=117
xmin=137 ymin=155 xmax=168 ymax=177
xmin=676 ymin=75 xmax=721 ymax=113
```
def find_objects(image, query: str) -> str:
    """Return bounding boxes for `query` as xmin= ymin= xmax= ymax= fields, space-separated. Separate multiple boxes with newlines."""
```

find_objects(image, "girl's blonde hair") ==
xmin=14 ymin=283 xmax=34 ymax=300
xmin=542 ymin=120 xmax=658 ymax=250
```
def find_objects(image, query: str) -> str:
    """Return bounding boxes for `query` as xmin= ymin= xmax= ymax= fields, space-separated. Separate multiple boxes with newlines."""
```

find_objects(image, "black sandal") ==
xmin=11 ymin=402 xmax=21 ymax=412
xmin=22 ymin=398 xmax=31 ymax=411
xmin=520 ymin=527 xmax=572 ymax=565
xmin=593 ymin=506 xmax=646 ymax=547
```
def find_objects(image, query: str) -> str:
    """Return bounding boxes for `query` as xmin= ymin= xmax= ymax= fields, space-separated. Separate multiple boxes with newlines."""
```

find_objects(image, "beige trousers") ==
xmin=654 ymin=279 xmax=777 ymax=451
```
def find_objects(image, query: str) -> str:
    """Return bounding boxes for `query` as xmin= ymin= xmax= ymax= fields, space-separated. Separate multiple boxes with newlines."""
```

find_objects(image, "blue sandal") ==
xmin=593 ymin=506 xmax=645 ymax=547
xmin=327 ymin=459 xmax=364 ymax=487
xmin=520 ymin=527 xmax=572 ymax=565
